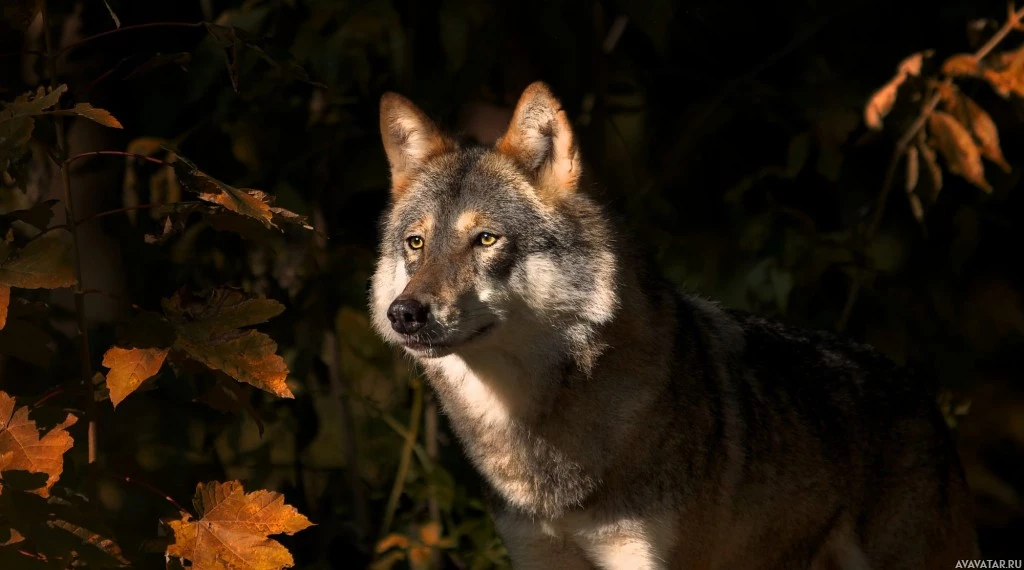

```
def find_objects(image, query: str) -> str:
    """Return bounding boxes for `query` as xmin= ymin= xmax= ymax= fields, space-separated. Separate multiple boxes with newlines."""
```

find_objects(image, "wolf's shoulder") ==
xmin=706 ymin=306 xmax=934 ymax=402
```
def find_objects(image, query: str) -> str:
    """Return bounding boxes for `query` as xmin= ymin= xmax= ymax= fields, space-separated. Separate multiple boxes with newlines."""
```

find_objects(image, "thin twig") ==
xmin=111 ymin=474 xmax=190 ymax=514
xmin=58 ymin=22 xmax=205 ymax=56
xmin=66 ymin=150 xmax=174 ymax=168
xmin=43 ymin=0 xmax=98 ymax=465
xmin=328 ymin=327 xmax=371 ymax=546
xmin=76 ymin=202 xmax=196 ymax=225
xmin=378 ymin=376 xmax=424 ymax=541
xmin=836 ymin=3 xmax=1024 ymax=332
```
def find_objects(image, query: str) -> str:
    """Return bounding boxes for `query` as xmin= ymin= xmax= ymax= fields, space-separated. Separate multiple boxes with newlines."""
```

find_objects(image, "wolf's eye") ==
xmin=476 ymin=232 xmax=499 ymax=247
xmin=407 ymin=236 xmax=424 ymax=250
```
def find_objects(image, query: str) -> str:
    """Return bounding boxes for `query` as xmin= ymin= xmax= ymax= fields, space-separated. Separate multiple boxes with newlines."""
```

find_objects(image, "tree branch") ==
xmin=836 ymin=2 xmax=1024 ymax=332
xmin=43 ymin=0 xmax=98 ymax=466
xmin=58 ymin=22 xmax=205 ymax=56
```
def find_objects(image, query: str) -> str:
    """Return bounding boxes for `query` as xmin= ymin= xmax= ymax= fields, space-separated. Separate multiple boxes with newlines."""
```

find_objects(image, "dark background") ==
xmin=2 ymin=0 xmax=1023 ymax=567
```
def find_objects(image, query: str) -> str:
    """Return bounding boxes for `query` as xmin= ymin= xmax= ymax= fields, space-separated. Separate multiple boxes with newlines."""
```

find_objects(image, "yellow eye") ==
xmin=407 ymin=236 xmax=424 ymax=250
xmin=477 ymin=232 xmax=498 ymax=247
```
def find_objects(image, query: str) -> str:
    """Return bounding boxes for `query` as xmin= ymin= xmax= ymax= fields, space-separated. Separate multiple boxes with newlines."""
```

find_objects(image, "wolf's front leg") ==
xmin=493 ymin=513 xmax=596 ymax=570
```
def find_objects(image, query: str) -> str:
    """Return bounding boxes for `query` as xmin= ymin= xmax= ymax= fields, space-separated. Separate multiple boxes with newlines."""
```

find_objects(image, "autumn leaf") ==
xmin=0 ymin=229 xmax=76 ymax=290
xmin=916 ymin=132 xmax=944 ymax=203
xmin=161 ymin=288 xmax=293 ymax=398
xmin=101 ymin=347 xmax=170 ymax=408
xmin=942 ymin=54 xmax=981 ymax=77
xmin=981 ymin=43 xmax=1024 ymax=98
xmin=928 ymin=110 xmax=991 ymax=193
xmin=865 ymin=51 xmax=931 ymax=130
xmin=0 ymin=391 xmax=77 ymax=497
xmin=165 ymin=480 xmax=313 ymax=570
xmin=175 ymin=332 xmax=291 ymax=398
xmin=946 ymin=94 xmax=1012 ymax=173
xmin=1 ymin=86 xmax=66 ymax=176
xmin=173 ymin=160 xmax=275 ymax=228
xmin=53 ymin=103 xmax=123 ymax=129
xmin=905 ymin=144 xmax=920 ymax=192
xmin=164 ymin=287 xmax=285 ymax=337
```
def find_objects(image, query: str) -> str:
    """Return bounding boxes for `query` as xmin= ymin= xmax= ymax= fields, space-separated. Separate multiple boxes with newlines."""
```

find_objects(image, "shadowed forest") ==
xmin=2 ymin=0 xmax=1024 ymax=567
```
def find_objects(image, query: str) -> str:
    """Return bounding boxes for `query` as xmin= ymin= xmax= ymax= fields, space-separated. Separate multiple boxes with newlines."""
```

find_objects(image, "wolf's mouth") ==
xmin=399 ymin=323 xmax=495 ymax=353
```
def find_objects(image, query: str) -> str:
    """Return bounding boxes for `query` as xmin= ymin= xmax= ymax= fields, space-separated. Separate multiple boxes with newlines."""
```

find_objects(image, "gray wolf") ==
xmin=368 ymin=81 xmax=978 ymax=569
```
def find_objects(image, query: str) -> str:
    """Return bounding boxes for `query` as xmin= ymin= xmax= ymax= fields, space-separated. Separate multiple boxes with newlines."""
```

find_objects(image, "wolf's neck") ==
xmin=422 ymin=336 xmax=571 ymax=427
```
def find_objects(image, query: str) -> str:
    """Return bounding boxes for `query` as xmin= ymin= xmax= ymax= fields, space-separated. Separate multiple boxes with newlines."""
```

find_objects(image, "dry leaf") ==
xmin=101 ymin=347 xmax=170 ymax=407
xmin=0 ymin=391 xmax=77 ymax=497
xmin=175 ymin=332 xmax=292 ymax=398
xmin=164 ymin=288 xmax=285 ymax=337
xmin=942 ymin=54 xmax=980 ymax=77
xmin=162 ymin=289 xmax=291 ymax=398
xmin=1 ymin=86 xmax=67 ymax=175
xmin=165 ymin=480 xmax=313 ymax=570
xmin=960 ymin=96 xmax=1011 ymax=173
xmin=981 ymin=44 xmax=1024 ymax=98
xmin=174 ymin=161 xmax=275 ymax=228
xmin=0 ymin=285 xmax=8 ymax=330
xmin=905 ymin=144 xmax=920 ymax=192
xmin=0 ymin=229 xmax=76 ymax=290
xmin=928 ymin=111 xmax=991 ymax=193
xmin=49 ymin=519 xmax=130 ymax=565
xmin=864 ymin=51 xmax=930 ymax=130
xmin=63 ymin=103 xmax=123 ymax=129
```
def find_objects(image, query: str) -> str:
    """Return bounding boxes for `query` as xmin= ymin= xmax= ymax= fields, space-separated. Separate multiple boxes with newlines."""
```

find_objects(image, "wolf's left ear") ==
xmin=380 ymin=92 xmax=453 ymax=195
xmin=496 ymin=82 xmax=582 ymax=197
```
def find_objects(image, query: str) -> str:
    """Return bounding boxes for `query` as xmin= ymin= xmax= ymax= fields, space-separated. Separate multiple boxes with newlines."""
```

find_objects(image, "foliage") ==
xmin=1 ymin=0 xmax=1023 ymax=567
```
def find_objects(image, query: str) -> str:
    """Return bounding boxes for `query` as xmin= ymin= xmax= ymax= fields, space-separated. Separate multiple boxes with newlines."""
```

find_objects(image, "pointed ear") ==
xmin=380 ymin=92 xmax=453 ymax=195
xmin=496 ymin=82 xmax=582 ymax=197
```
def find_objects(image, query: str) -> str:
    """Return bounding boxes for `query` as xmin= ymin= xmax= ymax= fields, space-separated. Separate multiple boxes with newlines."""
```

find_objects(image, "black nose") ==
xmin=387 ymin=298 xmax=430 ymax=335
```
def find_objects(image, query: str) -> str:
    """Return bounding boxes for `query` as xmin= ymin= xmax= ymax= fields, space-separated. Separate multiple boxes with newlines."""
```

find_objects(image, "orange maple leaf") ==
xmin=101 ymin=346 xmax=170 ymax=407
xmin=165 ymin=480 xmax=313 ymax=570
xmin=0 ymin=391 xmax=77 ymax=497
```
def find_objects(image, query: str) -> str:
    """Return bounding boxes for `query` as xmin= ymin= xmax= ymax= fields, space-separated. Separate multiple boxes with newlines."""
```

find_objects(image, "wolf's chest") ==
xmin=426 ymin=359 xmax=597 ymax=517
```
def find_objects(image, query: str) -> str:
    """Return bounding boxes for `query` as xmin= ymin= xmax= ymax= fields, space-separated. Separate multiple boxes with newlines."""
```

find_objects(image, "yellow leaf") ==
xmin=0 ymin=391 xmax=77 ymax=497
xmin=101 ymin=346 xmax=170 ymax=407
xmin=165 ymin=480 xmax=314 ymax=570
xmin=928 ymin=111 xmax=991 ymax=193
xmin=0 ymin=285 xmax=8 ymax=330
xmin=66 ymin=103 xmax=123 ymax=129
xmin=175 ymin=331 xmax=292 ymax=398
xmin=942 ymin=54 xmax=980 ymax=77
xmin=864 ymin=51 xmax=930 ymax=130
xmin=418 ymin=521 xmax=442 ymax=546
xmin=0 ymin=229 xmax=76 ymax=290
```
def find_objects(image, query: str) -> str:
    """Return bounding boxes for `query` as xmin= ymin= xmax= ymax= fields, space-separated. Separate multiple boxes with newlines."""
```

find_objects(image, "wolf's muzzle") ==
xmin=387 ymin=297 xmax=430 ymax=335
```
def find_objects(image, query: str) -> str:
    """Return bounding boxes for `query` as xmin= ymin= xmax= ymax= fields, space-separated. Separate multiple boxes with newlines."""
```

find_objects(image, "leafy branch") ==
xmin=838 ymin=2 xmax=1024 ymax=332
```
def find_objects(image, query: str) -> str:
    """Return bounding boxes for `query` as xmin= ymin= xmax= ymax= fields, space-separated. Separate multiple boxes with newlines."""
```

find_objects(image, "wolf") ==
xmin=368 ymin=81 xmax=978 ymax=569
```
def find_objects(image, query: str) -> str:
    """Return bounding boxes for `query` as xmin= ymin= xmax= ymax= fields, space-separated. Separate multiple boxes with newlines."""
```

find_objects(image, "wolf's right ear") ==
xmin=380 ymin=92 xmax=452 ymax=195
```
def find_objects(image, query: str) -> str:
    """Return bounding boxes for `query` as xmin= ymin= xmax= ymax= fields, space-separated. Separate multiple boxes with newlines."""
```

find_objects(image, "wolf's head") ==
xmin=369 ymin=82 xmax=620 ymax=362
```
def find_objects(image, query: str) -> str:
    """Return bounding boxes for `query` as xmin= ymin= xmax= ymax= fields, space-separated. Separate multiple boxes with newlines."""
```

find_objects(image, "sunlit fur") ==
xmin=369 ymin=83 xmax=978 ymax=569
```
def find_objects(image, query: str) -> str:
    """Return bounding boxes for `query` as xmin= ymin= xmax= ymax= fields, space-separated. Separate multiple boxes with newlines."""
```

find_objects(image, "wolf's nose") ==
xmin=387 ymin=298 xmax=429 ymax=334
